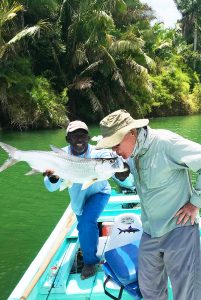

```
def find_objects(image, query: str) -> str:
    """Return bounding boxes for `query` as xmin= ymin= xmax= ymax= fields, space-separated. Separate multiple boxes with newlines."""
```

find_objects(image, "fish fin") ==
xmin=0 ymin=158 xmax=17 ymax=172
xmin=81 ymin=178 xmax=98 ymax=190
xmin=25 ymin=169 xmax=40 ymax=176
xmin=59 ymin=180 xmax=73 ymax=191
xmin=50 ymin=145 xmax=66 ymax=154
xmin=0 ymin=142 xmax=17 ymax=157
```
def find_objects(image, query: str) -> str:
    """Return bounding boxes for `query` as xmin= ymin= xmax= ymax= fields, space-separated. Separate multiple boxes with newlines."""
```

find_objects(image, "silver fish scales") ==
xmin=0 ymin=142 xmax=125 ymax=190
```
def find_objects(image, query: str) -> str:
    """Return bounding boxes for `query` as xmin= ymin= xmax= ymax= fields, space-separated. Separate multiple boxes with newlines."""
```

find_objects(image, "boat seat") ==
xmin=105 ymin=213 xmax=142 ymax=252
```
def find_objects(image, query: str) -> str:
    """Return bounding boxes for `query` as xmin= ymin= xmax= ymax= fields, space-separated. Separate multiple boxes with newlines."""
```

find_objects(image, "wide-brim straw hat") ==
xmin=96 ymin=109 xmax=149 ymax=149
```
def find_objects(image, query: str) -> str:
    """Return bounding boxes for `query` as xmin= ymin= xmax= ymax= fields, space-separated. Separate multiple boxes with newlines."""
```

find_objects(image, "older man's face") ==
xmin=112 ymin=131 xmax=137 ymax=159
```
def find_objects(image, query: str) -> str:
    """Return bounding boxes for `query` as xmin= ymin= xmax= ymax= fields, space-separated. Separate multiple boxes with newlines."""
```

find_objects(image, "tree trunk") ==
xmin=193 ymin=14 xmax=197 ymax=69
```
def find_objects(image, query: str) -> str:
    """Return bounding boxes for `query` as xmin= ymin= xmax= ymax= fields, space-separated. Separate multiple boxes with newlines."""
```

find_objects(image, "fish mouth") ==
xmin=118 ymin=153 xmax=127 ymax=159
xmin=112 ymin=157 xmax=127 ymax=171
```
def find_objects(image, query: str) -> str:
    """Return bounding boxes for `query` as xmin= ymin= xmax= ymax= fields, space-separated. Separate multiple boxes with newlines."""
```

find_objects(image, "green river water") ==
xmin=1 ymin=115 xmax=201 ymax=299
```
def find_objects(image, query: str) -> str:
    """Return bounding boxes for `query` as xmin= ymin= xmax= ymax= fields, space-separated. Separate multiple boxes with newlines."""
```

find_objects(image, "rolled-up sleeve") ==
xmin=44 ymin=176 xmax=62 ymax=192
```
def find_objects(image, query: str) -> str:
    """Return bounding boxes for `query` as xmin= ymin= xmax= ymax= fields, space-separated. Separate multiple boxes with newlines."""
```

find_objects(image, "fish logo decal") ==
xmin=117 ymin=226 xmax=140 ymax=234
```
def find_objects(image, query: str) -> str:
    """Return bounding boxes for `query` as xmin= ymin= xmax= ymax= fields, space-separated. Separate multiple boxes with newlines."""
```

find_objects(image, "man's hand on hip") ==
xmin=175 ymin=202 xmax=199 ymax=225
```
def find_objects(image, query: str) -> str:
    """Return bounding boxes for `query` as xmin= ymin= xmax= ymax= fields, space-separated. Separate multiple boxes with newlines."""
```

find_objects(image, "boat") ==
xmin=8 ymin=189 xmax=186 ymax=300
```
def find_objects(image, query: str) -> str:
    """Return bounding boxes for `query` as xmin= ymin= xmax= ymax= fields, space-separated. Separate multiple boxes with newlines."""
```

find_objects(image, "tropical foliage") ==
xmin=0 ymin=0 xmax=201 ymax=129
xmin=0 ymin=0 xmax=67 ymax=129
xmin=173 ymin=0 xmax=201 ymax=71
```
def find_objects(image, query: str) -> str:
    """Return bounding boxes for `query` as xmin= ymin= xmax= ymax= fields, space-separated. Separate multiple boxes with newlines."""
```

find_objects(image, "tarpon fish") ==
xmin=117 ymin=226 xmax=140 ymax=234
xmin=0 ymin=142 xmax=125 ymax=190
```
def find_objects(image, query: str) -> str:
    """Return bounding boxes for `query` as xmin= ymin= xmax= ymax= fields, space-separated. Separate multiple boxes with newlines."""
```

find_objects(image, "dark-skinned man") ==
xmin=43 ymin=120 xmax=131 ymax=279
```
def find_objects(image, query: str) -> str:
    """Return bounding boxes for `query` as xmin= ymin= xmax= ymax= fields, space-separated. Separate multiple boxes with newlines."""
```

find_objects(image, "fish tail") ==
xmin=0 ymin=142 xmax=18 ymax=172
xmin=0 ymin=142 xmax=17 ymax=156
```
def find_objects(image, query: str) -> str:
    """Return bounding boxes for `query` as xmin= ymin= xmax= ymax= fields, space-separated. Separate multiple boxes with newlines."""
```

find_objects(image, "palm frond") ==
xmin=100 ymin=45 xmax=117 ymax=70
xmin=157 ymin=41 xmax=172 ymax=49
xmin=0 ymin=44 xmax=7 ymax=59
xmin=101 ymin=0 xmax=127 ymax=12
xmin=7 ymin=21 xmax=50 ymax=45
xmin=109 ymin=40 xmax=143 ymax=55
xmin=126 ymin=58 xmax=148 ymax=76
xmin=93 ymin=10 xmax=114 ymax=27
xmin=112 ymin=70 xmax=125 ymax=88
xmin=79 ymin=60 xmax=103 ymax=76
xmin=72 ymin=45 xmax=88 ymax=69
xmin=144 ymin=54 xmax=156 ymax=71
xmin=0 ymin=1 xmax=24 ymax=26
xmin=121 ymin=29 xmax=145 ymax=47
xmin=86 ymin=89 xmax=103 ymax=113
xmin=68 ymin=77 xmax=93 ymax=90
xmin=106 ymin=33 xmax=114 ymax=45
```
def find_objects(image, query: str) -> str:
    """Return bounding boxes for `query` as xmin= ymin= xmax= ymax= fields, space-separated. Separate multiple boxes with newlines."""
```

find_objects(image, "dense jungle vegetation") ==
xmin=1 ymin=0 xmax=201 ymax=130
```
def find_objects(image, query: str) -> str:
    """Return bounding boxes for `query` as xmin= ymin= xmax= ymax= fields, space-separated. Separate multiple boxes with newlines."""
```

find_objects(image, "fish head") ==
xmin=95 ymin=157 xmax=126 ymax=180
xmin=110 ymin=156 xmax=125 ymax=172
xmin=103 ymin=157 xmax=125 ymax=170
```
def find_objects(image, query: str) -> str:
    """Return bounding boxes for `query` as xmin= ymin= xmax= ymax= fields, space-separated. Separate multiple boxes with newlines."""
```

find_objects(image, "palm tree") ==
xmin=173 ymin=0 xmax=201 ymax=68
xmin=0 ymin=0 xmax=49 ymax=60
xmin=0 ymin=0 xmax=49 ymax=128
xmin=59 ymin=0 xmax=154 ymax=119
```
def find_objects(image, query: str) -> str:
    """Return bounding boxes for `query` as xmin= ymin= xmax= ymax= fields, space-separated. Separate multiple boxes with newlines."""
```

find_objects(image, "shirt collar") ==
xmin=131 ymin=126 xmax=150 ymax=158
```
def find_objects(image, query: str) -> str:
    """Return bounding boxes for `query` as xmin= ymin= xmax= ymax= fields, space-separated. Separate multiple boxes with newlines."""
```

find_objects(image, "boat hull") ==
xmin=8 ymin=191 xmax=199 ymax=300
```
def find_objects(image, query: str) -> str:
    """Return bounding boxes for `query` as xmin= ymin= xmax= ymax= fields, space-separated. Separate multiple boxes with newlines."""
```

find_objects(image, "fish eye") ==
xmin=102 ymin=158 xmax=116 ymax=164
xmin=109 ymin=158 xmax=116 ymax=164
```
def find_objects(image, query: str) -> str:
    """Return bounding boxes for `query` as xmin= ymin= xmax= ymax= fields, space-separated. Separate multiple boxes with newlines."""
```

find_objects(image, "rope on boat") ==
xmin=19 ymin=207 xmax=76 ymax=300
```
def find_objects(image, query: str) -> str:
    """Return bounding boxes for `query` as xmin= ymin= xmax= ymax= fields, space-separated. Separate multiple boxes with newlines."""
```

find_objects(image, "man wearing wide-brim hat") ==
xmin=97 ymin=109 xmax=201 ymax=300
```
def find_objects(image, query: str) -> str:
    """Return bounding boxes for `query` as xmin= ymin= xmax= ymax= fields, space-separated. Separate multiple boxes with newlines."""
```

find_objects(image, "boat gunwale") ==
xmin=8 ymin=205 xmax=76 ymax=300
